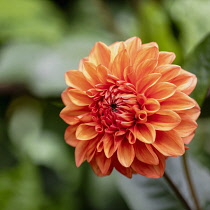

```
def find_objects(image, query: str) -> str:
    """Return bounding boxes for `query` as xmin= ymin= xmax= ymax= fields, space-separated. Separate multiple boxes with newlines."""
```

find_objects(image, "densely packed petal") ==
xmin=60 ymin=37 xmax=200 ymax=178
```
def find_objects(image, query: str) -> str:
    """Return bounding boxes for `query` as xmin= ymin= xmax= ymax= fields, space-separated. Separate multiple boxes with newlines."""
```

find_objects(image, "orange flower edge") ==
xmin=60 ymin=37 xmax=200 ymax=179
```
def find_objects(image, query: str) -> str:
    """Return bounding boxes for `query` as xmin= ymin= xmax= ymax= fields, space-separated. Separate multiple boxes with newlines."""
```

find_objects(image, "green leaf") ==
xmin=165 ymin=156 xmax=210 ymax=209
xmin=184 ymin=34 xmax=210 ymax=106
xmin=115 ymin=156 xmax=210 ymax=210
xmin=115 ymin=172 xmax=184 ymax=210
xmin=139 ymin=0 xmax=182 ymax=64
xmin=164 ymin=0 xmax=210 ymax=54
xmin=0 ymin=0 xmax=65 ymax=43
xmin=189 ymin=118 xmax=210 ymax=171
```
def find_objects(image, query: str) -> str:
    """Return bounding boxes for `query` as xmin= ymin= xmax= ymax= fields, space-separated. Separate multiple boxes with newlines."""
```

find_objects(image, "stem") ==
xmin=163 ymin=172 xmax=191 ymax=210
xmin=182 ymin=153 xmax=201 ymax=210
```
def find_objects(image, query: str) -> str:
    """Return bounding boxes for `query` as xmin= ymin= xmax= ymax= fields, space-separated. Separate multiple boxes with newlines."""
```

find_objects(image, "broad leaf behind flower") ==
xmin=115 ymin=156 xmax=210 ymax=210
xmin=184 ymin=34 xmax=210 ymax=106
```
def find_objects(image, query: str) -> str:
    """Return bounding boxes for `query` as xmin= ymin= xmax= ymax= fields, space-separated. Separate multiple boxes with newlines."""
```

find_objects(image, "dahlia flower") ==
xmin=60 ymin=37 xmax=200 ymax=178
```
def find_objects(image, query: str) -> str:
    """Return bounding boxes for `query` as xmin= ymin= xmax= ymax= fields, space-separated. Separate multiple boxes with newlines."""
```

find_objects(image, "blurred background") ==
xmin=1 ymin=0 xmax=210 ymax=209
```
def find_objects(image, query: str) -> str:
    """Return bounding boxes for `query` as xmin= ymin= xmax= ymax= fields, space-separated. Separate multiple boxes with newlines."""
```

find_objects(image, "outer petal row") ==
xmin=131 ymin=153 xmax=165 ymax=178
xmin=65 ymin=70 xmax=92 ymax=91
xmin=88 ymin=41 xmax=111 ymax=68
xmin=157 ymin=51 xmax=176 ymax=66
xmin=148 ymin=110 xmax=181 ymax=131
xmin=60 ymin=104 xmax=89 ymax=125
xmin=153 ymin=130 xmax=185 ymax=156
xmin=160 ymin=91 xmax=196 ymax=110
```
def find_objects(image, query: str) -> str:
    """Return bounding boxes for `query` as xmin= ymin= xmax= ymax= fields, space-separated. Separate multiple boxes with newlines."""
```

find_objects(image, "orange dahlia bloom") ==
xmin=60 ymin=37 xmax=200 ymax=178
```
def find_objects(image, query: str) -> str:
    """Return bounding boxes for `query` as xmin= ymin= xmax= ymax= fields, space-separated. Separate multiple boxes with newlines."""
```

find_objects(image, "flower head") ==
xmin=60 ymin=37 xmax=200 ymax=178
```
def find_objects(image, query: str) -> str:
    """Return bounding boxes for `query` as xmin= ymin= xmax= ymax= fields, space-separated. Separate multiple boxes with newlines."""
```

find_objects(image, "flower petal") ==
xmin=176 ymin=102 xmax=200 ymax=121
xmin=157 ymin=51 xmax=176 ymax=66
xmin=82 ymin=61 xmax=100 ymax=86
xmin=76 ymin=123 xmax=98 ymax=140
xmin=111 ymin=49 xmax=130 ymax=79
xmin=142 ymin=98 xmax=160 ymax=114
xmin=133 ymin=42 xmax=159 ymax=69
xmin=113 ymin=154 xmax=133 ymax=178
xmin=60 ymin=105 xmax=89 ymax=125
xmin=105 ymin=136 xmax=122 ymax=159
xmin=79 ymin=113 xmax=93 ymax=123
xmin=134 ymin=123 xmax=156 ymax=144
xmin=153 ymin=130 xmax=185 ymax=156
xmin=126 ymin=131 xmax=136 ymax=144
xmin=124 ymin=37 xmax=142 ymax=62
xmin=69 ymin=89 xmax=93 ymax=106
xmin=86 ymin=138 xmax=98 ymax=162
xmin=97 ymin=64 xmax=109 ymax=83
xmin=145 ymin=82 xmax=176 ymax=101
xmin=95 ymin=152 xmax=112 ymax=174
xmin=134 ymin=59 xmax=158 ymax=82
xmin=134 ymin=141 xmax=159 ymax=165
xmin=88 ymin=41 xmax=111 ymax=67
xmin=117 ymin=139 xmax=135 ymax=167
xmin=182 ymin=132 xmax=195 ymax=144
xmin=61 ymin=88 xmax=75 ymax=106
xmin=109 ymin=41 xmax=125 ymax=63
xmin=64 ymin=125 xmax=79 ymax=147
xmin=148 ymin=110 xmax=181 ymax=131
xmin=131 ymin=157 xmax=165 ymax=178
xmin=183 ymin=75 xmax=197 ymax=95
xmin=160 ymin=91 xmax=196 ymax=110
xmin=78 ymin=57 xmax=88 ymax=71
xmin=65 ymin=70 xmax=92 ymax=91
xmin=155 ymin=65 xmax=181 ymax=82
xmin=90 ymin=158 xmax=113 ymax=176
xmin=174 ymin=115 xmax=197 ymax=137
xmin=75 ymin=140 xmax=90 ymax=167
xmin=136 ymin=73 xmax=161 ymax=93
xmin=133 ymin=109 xmax=147 ymax=124
xmin=170 ymin=69 xmax=197 ymax=95
xmin=103 ymin=134 xmax=116 ymax=158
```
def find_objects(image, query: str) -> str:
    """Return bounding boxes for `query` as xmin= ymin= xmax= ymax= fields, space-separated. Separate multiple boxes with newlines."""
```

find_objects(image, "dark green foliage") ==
xmin=1 ymin=0 xmax=210 ymax=209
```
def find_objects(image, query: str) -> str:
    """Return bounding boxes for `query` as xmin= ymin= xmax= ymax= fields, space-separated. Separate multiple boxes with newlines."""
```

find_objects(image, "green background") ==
xmin=1 ymin=0 xmax=210 ymax=209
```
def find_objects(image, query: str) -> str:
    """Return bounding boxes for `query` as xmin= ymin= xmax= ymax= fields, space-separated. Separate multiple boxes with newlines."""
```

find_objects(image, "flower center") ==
xmin=87 ymin=78 xmax=160 ymax=135
xmin=88 ymin=82 xmax=146 ymax=132
xmin=110 ymin=103 xmax=117 ymax=111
